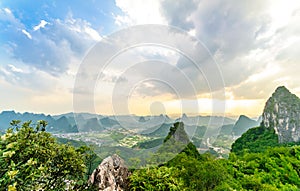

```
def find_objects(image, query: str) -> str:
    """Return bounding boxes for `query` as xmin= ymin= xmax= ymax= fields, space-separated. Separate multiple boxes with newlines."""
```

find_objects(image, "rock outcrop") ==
xmin=262 ymin=86 xmax=300 ymax=143
xmin=164 ymin=122 xmax=190 ymax=145
xmin=161 ymin=122 xmax=201 ymax=159
xmin=88 ymin=154 xmax=130 ymax=191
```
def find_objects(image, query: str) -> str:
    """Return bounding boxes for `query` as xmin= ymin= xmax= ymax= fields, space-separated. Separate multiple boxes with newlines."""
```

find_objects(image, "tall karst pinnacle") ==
xmin=262 ymin=86 xmax=300 ymax=143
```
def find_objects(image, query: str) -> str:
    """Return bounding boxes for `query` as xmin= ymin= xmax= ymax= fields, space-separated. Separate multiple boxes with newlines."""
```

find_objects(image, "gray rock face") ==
xmin=88 ymin=154 xmax=130 ymax=191
xmin=262 ymin=86 xmax=300 ymax=143
xmin=165 ymin=122 xmax=190 ymax=145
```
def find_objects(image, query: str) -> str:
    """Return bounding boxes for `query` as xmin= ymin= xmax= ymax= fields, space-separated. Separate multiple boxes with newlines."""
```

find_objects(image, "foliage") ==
xmin=162 ymin=122 xmax=201 ymax=160
xmin=130 ymin=152 xmax=240 ymax=191
xmin=76 ymin=145 xmax=102 ymax=178
xmin=110 ymin=131 xmax=127 ymax=142
xmin=167 ymin=153 xmax=232 ymax=190
xmin=164 ymin=122 xmax=189 ymax=143
xmin=231 ymin=125 xmax=279 ymax=155
xmin=227 ymin=146 xmax=300 ymax=190
xmin=129 ymin=166 xmax=185 ymax=191
xmin=133 ymin=138 xmax=164 ymax=149
xmin=2 ymin=119 xmax=299 ymax=190
xmin=57 ymin=137 xmax=102 ymax=179
xmin=130 ymin=145 xmax=300 ymax=191
xmin=129 ymin=120 xmax=300 ymax=191
xmin=129 ymin=122 xmax=231 ymax=190
xmin=56 ymin=137 xmax=86 ymax=148
xmin=0 ymin=120 xmax=94 ymax=190
xmin=265 ymin=86 xmax=300 ymax=114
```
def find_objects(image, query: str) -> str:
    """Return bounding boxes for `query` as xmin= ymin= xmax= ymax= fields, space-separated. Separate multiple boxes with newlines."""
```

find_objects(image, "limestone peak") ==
xmin=262 ymin=86 xmax=300 ymax=143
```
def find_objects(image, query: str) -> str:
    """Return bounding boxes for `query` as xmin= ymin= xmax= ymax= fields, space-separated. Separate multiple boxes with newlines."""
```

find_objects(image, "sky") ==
xmin=0 ymin=0 xmax=300 ymax=118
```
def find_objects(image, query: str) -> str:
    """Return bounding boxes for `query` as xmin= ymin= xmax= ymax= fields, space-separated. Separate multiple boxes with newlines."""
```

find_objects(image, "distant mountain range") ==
xmin=0 ymin=110 xmax=260 ymax=141
xmin=0 ymin=111 xmax=78 ymax=133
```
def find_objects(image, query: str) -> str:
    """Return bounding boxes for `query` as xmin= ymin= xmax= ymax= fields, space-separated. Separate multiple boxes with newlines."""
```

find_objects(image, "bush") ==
xmin=0 ymin=120 xmax=89 ymax=190
xmin=129 ymin=166 xmax=185 ymax=191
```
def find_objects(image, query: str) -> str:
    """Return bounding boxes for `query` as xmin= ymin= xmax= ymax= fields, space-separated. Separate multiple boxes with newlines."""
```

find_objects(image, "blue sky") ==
xmin=0 ymin=0 xmax=119 ymax=34
xmin=0 ymin=0 xmax=120 ymax=75
xmin=0 ymin=0 xmax=300 ymax=117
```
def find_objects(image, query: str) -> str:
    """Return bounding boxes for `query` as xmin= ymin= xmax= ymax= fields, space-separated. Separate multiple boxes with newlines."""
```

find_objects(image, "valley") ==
xmin=0 ymin=110 xmax=261 ymax=160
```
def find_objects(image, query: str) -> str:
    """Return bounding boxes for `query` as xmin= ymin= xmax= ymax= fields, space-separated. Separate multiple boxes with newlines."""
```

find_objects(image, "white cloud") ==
xmin=268 ymin=0 xmax=300 ymax=29
xmin=160 ymin=0 xmax=198 ymax=30
xmin=2 ymin=13 xmax=102 ymax=76
xmin=8 ymin=64 xmax=24 ymax=73
xmin=33 ymin=20 xmax=48 ymax=31
xmin=62 ymin=14 xmax=102 ymax=41
xmin=158 ymin=0 xmax=300 ymax=100
xmin=4 ymin=8 xmax=11 ymax=14
xmin=0 ymin=67 xmax=11 ymax=76
xmin=0 ymin=10 xmax=105 ymax=114
xmin=84 ymin=26 xmax=102 ymax=41
xmin=21 ymin=29 xmax=32 ymax=39
xmin=114 ymin=0 xmax=167 ymax=26
xmin=1 ymin=1 xmax=300 ymax=116
xmin=113 ymin=13 xmax=132 ymax=26
xmin=0 ymin=7 xmax=23 ymax=27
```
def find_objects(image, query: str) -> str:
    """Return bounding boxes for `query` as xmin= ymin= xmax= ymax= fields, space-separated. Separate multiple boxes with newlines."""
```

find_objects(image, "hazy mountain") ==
xmin=143 ymin=123 xmax=172 ymax=137
xmin=52 ymin=112 xmax=75 ymax=120
xmin=0 ymin=111 xmax=23 ymax=130
xmin=51 ymin=116 xmax=78 ymax=133
xmin=138 ymin=116 xmax=147 ymax=123
xmin=0 ymin=111 xmax=77 ymax=133
xmin=80 ymin=118 xmax=105 ymax=132
xmin=256 ymin=115 xmax=263 ymax=123
xmin=0 ymin=111 xmax=55 ymax=131
xmin=176 ymin=114 xmax=235 ymax=127
xmin=0 ymin=110 xmax=252 ymax=140
xmin=232 ymin=115 xmax=259 ymax=137
xmin=100 ymin=117 xmax=119 ymax=128
xmin=219 ymin=124 xmax=234 ymax=136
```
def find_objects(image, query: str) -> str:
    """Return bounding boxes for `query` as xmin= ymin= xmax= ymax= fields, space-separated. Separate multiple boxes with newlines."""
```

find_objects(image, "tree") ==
xmin=76 ymin=145 xmax=102 ymax=178
xmin=129 ymin=166 xmax=185 ymax=191
xmin=231 ymin=126 xmax=279 ymax=155
xmin=0 ymin=120 xmax=89 ymax=190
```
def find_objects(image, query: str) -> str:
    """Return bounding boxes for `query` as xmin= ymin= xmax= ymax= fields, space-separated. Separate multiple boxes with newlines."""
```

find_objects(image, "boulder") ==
xmin=88 ymin=154 xmax=130 ymax=191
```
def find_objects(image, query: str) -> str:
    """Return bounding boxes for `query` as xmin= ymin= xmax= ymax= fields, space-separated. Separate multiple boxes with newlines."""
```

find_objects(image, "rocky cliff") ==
xmin=262 ymin=86 xmax=300 ymax=143
xmin=164 ymin=122 xmax=190 ymax=145
xmin=88 ymin=154 xmax=130 ymax=191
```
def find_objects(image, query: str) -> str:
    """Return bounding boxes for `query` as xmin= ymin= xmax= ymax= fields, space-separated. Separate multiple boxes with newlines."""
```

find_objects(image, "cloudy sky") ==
xmin=0 ymin=0 xmax=299 ymax=117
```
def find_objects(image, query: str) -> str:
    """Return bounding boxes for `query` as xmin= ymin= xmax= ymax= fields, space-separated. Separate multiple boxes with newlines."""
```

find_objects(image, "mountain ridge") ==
xmin=232 ymin=115 xmax=259 ymax=137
